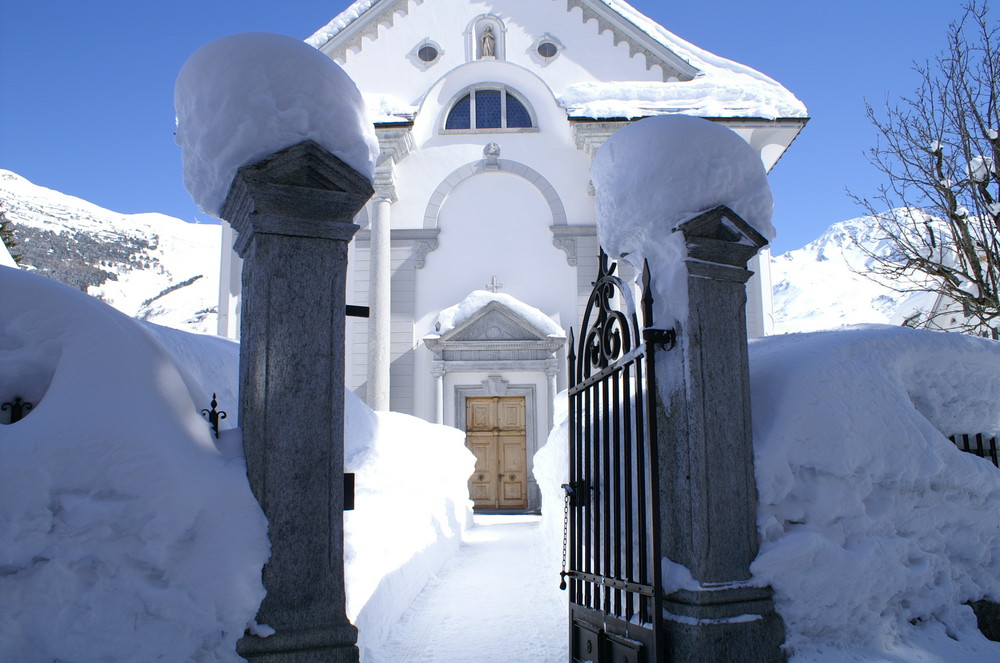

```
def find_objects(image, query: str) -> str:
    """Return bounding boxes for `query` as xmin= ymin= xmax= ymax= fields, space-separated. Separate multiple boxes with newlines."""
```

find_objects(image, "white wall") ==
xmin=411 ymin=172 xmax=575 ymax=422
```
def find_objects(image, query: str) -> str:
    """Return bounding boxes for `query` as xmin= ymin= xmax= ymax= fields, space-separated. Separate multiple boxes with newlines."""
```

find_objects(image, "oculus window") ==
xmin=444 ymin=87 xmax=534 ymax=131
xmin=419 ymin=45 xmax=439 ymax=62
xmin=537 ymin=41 xmax=558 ymax=58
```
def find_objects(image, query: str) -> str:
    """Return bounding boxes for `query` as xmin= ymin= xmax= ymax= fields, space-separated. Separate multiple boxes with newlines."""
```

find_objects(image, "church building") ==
xmin=217 ymin=0 xmax=807 ymax=512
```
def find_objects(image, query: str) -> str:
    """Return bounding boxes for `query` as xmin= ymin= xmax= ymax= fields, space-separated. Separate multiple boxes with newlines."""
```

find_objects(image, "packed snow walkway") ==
xmin=371 ymin=515 xmax=568 ymax=663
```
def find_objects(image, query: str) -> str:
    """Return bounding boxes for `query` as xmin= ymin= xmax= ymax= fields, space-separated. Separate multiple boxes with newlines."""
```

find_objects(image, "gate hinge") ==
xmin=562 ymin=481 xmax=586 ymax=507
xmin=643 ymin=328 xmax=677 ymax=350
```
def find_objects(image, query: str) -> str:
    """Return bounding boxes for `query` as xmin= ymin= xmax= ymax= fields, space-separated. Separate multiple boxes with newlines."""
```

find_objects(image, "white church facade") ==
xmin=217 ymin=0 xmax=807 ymax=512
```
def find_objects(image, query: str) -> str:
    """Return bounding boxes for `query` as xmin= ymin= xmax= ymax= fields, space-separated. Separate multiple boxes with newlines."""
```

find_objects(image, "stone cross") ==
xmin=486 ymin=275 xmax=503 ymax=293
xmin=221 ymin=139 xmax=373 ymax=663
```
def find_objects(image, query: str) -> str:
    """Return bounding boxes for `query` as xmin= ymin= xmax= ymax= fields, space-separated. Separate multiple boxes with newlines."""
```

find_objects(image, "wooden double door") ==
xmin=465 ymin=396 xmax=527 ymax=511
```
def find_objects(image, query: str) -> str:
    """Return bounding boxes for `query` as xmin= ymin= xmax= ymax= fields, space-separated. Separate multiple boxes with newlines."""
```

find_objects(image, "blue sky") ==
xmin=0 ymin=0 xmax=967 ymax=254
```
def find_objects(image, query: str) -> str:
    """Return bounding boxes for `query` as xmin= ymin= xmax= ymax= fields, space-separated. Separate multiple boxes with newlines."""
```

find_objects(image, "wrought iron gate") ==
xmin=564 ymin=252 xmax=673 ymax=663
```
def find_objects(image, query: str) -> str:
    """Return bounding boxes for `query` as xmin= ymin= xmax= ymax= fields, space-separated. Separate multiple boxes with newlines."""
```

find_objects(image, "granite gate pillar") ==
xmin=656 ymin=206 xmax=786 ymax=662
xmin=222 ymin=140 xmax=373 ymax=663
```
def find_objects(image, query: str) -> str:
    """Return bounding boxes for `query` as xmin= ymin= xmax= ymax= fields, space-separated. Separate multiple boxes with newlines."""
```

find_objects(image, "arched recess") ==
xmin=422 ymin=158 xmax=567 ymax=230
xmin=466 ymin=14 xmax=506 ymax=61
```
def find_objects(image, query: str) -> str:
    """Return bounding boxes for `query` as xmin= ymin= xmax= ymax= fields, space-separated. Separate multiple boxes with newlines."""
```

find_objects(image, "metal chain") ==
xmin=559 ymin=483 xmax=572 ymax=590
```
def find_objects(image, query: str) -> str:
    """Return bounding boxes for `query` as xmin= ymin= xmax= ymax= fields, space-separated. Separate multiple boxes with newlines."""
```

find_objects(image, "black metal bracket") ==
xmin=201 ymin=393 xmax=227 ymax=439
xmin=1 ymin=396 xmax=33 ymax=424
xmin=643 ymin=328 xmax=677 ymax=351
xmin=344 ymin=473 xmax=356 ymax=511
xmin=346 ymin=305 xmax=370 ymax=318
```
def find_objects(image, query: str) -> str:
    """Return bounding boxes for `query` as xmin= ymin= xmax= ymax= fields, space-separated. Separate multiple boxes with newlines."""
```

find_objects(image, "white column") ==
xmin=545 ymin=363 xmax=558 ymax=431
xmin=217 ymin=222 xmax=243 ymax=339
xmin=433 ymin=365 xmax=445 ymax=425
xmin=366 ymin=195 xmax=392 ymax=411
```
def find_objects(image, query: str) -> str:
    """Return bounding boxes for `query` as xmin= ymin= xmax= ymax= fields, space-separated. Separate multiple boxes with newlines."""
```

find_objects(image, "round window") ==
xmin=537 ymin=41 xmax=558 ymax=58
xmin=418 ymin=45 xmax=439 ymax=62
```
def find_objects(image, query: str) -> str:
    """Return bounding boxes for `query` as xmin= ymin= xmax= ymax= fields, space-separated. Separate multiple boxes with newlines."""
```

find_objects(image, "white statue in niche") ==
xmin=480 ymin=25 xmax=495 ymax=58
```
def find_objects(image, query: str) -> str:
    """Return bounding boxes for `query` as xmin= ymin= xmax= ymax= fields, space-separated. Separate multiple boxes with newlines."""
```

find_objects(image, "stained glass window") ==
xmin=506 ymin=94 xmax=531 ymax=128
xmin=445 ymin=94 xmax=471 ymax=130
xmin=443 ymin=87 xmax=534 ymax=131
xmin=476 ymin=90 xmax=502 ymax=129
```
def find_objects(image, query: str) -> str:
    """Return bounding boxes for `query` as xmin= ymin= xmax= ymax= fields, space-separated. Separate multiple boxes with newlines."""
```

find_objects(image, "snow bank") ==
xmin=533 ymin=390 xmax=570 ymax=575
xmin=0 ymin=266 xmax=268 ymax=662
xmin=751 ymin=325 xmax=1000 ymax=660
xmin=174 ymin=32 xmax=378 ymax=217
xmin=0 ymin=264 xmax=475 ymax=662
xmin=344 ymin=404 xmax=475 ymax=661
xmin=534 ymin=325 xmax=1000 ymax=661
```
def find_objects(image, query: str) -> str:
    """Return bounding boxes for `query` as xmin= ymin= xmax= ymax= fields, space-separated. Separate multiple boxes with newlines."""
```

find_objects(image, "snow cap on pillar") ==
xmin=174 ymin=32 xmax=379 ymax=217
xmin=591 ymin=114 xmax=774 ymax=270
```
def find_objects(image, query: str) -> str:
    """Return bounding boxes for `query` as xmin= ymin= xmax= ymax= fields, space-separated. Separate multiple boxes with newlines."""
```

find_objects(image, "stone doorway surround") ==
xmin=424 ymin=299 xmax=566 ymax=513
xmin=458 ymin=380 xmax=537 ymax=511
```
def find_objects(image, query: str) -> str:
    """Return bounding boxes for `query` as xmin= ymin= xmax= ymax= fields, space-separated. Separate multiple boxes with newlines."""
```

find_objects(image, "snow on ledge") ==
xmin=430 ymin=290 xmax=566 ymax=338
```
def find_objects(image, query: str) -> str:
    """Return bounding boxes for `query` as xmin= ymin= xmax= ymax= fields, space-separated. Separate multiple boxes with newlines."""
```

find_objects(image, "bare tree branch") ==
xmin=850 ymin=1 xmax=1000 ymax=336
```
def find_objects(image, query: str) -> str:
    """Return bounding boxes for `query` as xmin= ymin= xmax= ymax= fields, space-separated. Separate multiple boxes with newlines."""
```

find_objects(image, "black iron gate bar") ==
xmin=949 ymin=433 xmax=1000 ymax=467
xmin=566 ymin=251 xmax=674 ymax=661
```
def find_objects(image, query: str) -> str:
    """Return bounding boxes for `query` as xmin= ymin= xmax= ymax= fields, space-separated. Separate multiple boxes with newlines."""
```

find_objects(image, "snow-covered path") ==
xmin=370 ymin=515 xmax=568 ymax=663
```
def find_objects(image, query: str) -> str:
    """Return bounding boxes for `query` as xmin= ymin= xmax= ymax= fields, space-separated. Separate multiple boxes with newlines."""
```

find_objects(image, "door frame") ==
xmin=455 ymin=377 xmax=540 ymax=512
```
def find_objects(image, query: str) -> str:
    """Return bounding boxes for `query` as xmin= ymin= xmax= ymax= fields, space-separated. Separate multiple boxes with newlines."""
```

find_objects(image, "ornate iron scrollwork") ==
xmin=573 ymin=251 xmax=642 ymax=381
xmin=201 ymin=393 xmax=227 ymax=439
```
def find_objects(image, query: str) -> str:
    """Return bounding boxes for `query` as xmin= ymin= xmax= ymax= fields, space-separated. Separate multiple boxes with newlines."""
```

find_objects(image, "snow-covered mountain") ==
xmin=0 ymin=170 xmax=221 ymax=334
xmin=0 ymin=167 xmax=943 ymax=337
xmin=770 ymin=215 xmax=937 ymax=334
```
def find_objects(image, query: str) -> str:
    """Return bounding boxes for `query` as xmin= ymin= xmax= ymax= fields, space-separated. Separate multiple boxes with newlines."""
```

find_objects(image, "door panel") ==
xmin=467 ymin=431 xmax=497 ymax=506
xmin=465 ymin=396 xmax=527 ymax=510
xmin=498 ymin=433 xmax=526 ymax=508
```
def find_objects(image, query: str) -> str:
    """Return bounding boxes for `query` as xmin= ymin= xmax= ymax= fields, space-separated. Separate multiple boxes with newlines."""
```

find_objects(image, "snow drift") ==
xmin=0 ymin=265 xmax=474 ymax=662
xmin=0 ymin=265 xmax=269 ymax=662
xmin=750 ymin=326 xmax=1000 ymax=660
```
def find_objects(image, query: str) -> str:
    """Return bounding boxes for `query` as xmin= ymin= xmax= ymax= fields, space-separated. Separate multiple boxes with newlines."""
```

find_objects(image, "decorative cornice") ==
xmin=319 ymin=0 xmax=423 ymax=63
xmin=570 ymin=119 xmax=632 ymax=156
xmin=353 ymin=228 xmax=440 ymax=268
xmin=565 ymin=0 xmax=699 ymax=82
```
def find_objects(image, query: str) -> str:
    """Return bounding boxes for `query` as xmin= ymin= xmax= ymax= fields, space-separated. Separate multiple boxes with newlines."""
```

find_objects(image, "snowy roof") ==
xmin=306 ymin=0 xmax=807 ymax=122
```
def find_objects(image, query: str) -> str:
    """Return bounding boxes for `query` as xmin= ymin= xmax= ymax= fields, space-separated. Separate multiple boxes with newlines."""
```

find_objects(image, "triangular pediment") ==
xmin=444 ymin=301 xmax=552 ymax=343
xmin=308 ymin=0 xmax=700 ymax=83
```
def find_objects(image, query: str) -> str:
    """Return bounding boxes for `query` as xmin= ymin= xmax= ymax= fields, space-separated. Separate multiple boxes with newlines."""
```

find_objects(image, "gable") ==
xmin=309 ymin=0 xmax=696 ymax=82
xmin=446 ymin=301 xmax=552 ymax=343
xmin=307 ymin=0 xmax=806 ymax=124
